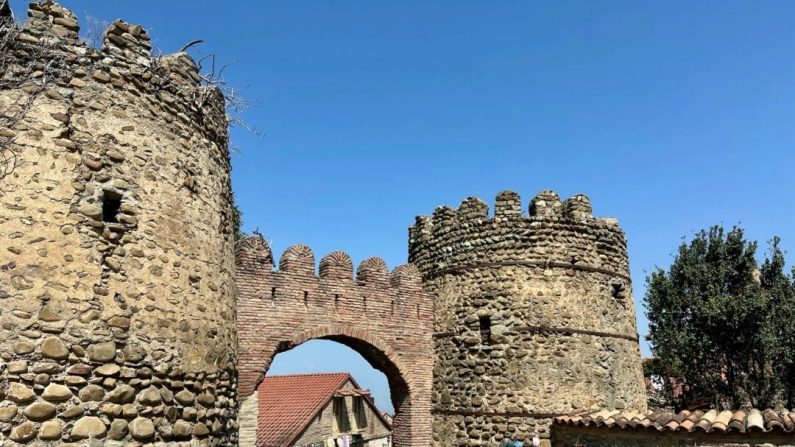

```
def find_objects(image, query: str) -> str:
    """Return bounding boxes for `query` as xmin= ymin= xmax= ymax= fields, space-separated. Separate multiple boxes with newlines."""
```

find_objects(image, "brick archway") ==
xmin=235 ymin=236 xmax=433 ymax=447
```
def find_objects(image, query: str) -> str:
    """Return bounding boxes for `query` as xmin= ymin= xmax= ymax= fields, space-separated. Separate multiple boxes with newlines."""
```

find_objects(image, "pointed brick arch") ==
xmin=236 ymin=236 xmax=433 ymax=447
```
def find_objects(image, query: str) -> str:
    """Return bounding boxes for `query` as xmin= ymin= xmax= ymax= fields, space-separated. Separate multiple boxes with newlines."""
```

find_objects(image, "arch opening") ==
xmin=240 ymin=329 xmax=416 ymax=447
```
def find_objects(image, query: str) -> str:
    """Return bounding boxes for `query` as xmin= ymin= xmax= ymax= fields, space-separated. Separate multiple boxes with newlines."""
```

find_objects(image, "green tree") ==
xmin=231 ymin=192 xmax=244 ymax=242
xmin=762 ymin=237 xmax=795 ymax=407
xmin=645 ymin=226 xmax=793 ymax=410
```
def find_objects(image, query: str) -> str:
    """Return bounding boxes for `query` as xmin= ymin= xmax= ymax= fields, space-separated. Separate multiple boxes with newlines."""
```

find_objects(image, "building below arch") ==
xmin=255 ymin=372 xmax=392 ymax=447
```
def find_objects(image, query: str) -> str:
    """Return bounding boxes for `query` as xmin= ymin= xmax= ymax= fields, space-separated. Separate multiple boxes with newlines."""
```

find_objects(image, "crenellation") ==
xmin=562 ymin=193 xmax=593 ymax=220
xmin=409 ymin=190 xmax=630 ymax=278
xmin=23 ymin=1 xmax=79 ymax=43
xmin=278 ymin=244 xmax=315 ymax=275
xmin=356 ymin=256 xmax=389 ymax=284
xmin=494 ymin=189 xmax=522 ymax=218
xmin=318 ymin=250 xmax=354 ymax=279
xmin=457 ymin=196 xmax=489 ymax=220
xmin=102 ymin=20 xmax=152 ymax=62
xmin=529 ymin=189 xmax=562 ymax=217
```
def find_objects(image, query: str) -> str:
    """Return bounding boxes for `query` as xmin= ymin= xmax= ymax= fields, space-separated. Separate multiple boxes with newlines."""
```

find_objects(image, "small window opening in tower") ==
xmin=102 ymin=190 xmax=122 ymax=223
xmin=479 ymin=316 xmax=491 ymax=344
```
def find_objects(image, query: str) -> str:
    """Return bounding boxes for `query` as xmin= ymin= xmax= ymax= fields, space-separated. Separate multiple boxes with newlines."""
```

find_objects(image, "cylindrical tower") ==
xmin=0 ymin=2 xmax=237 ymax=445
xmin=409 ymin=190 xmax=646 ymax=447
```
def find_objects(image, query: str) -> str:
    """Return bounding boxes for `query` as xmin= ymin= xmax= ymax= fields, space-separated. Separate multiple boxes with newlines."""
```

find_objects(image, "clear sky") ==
xmin=16 ymin=0 xmax=795 ymax=415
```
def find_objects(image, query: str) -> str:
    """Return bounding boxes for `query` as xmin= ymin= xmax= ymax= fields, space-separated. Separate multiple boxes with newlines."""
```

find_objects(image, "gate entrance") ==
xmin=235 ymin=237 xmax=433 ymax=447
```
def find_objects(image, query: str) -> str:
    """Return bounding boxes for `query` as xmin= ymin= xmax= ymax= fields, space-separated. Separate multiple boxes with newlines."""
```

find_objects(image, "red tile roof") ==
xmin=554 ymin=408 xmax=795 ymax=434
xmin=256 ymin=372 xmax=352 ymax=447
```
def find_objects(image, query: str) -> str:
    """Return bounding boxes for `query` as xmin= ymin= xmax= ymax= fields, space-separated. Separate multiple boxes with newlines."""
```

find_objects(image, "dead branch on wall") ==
xmin=80 ymin=15 xmax=109 ymax=49
xmin=0 ymin=18 xmax=62 ymax=181
xmin=196 ymin=52 xmax=263 ymax=143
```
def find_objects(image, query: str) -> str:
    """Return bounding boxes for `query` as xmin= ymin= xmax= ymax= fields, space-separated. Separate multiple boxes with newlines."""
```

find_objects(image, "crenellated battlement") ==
xmin=236 ymin=235 xmax=429 ymax=321
xmin=409 ymin=189 xmax=629 ymax=276
xmin=412 ymin=189 xmax=617 ymax=235
xmin=1 ymin=0 xmax=227 ymax=145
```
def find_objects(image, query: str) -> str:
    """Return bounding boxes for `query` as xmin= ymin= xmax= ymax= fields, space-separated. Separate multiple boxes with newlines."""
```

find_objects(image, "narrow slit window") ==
xmin=102 ymin=191 xmax=122 ymax=223
xmin=479 ymin=316 xmax=491 ymax=344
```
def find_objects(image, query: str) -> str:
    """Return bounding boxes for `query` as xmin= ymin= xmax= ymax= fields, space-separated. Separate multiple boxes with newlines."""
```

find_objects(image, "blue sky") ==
xmin=19 ymin=1 xmax=795 ymax=414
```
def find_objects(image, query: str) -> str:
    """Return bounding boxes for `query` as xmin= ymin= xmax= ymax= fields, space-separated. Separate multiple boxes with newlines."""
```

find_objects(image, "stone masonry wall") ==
xmin=409 ymin=190 xmax=647 ymax=447
xmin=0 ymin=2 xmax=237 ymax=445
xmin=235 ymin=236 xmax=433 ymax=447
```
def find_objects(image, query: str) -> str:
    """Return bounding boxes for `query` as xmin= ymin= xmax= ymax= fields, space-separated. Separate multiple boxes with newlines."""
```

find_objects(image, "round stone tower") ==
xmin=0 ymin=2 xmax=237 ymax=445
xmin=409 ymin=190 xmax=646 ymax=446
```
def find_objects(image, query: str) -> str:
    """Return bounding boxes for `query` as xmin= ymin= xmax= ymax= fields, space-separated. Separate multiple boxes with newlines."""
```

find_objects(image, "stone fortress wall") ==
xmin=409 ymin=190 xmax=647 ymax=446
xmin=0 ymin=1 xmax=238 ymax=445
xmin=0 ymin=2 xmax=650 ymax=447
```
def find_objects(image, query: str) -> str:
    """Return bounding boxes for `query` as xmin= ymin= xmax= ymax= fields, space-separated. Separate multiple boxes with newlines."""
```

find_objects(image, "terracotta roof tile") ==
xmin=729 ymin=410 xmax=746 ymax=432
xmin=553 ymin=408 xmax=795 ymax=434
xmin=782 ymin=410 xmax=795 ymax=432
xmin=256 ymin=372 xmax=350 ymax=447
xmin=747 ymin=409 xmax=765 ymax=432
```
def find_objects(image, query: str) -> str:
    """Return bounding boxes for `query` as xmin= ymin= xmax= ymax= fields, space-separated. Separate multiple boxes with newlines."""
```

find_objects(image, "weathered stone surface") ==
xmin=87 ymin=342 xmax=117 ymax=362
xmin=138 ymin=386 xmax=162 ymax=405
xmin=78 ymin=203 xmax=103 ymax=219
xmin=0 ymin=406 xmax=18 ymax=422
xmin=13 ymin=340 xmax=34 ymax=354
xmin=8 ymin=383 xmax=35 ymax=403
xmin=129 ymin=417 xmax=155 ymax=439
xmin=71 ymin=416 xmax=107 ymax=440
xmin=42 ymin=383 xmax=73 ymax=402
xmin=10 ymin=421 xmax=37 ymax=443
xmin=60 ymin=404 xmax=85 ymax=419
xmin=173 ymin=419 xmax=192 ymax=438
xmin=41 ymin=336 xmax=69 ymax=359
xmin=196 ymin=393 xmax=214 ymax=406
xmin=79 ymin=384 xmax=106 ymax=402
xmin=95 ymin=363 xmax=121 ymax=376
xmin=174 ymin=389 xmax=195 ymax=406
xmin=40 ymin=419 xmax=63 ymax=440
xmin=108 ymin=419 xmax=128 ymax=440
xmin=24 ymin=401 xmax=57 ymax=421
xmin=192 ymin=422 xmax=210 ymax=436
xmin=121 ymin=403 xmax=138 ymax=418
xmin=67 ymin=363 xmax=92 ymax=376
xmin=107 ymin=384 xmax=136 ymax=404
xmin=65 ymin=375 xmax=87 ymax=386
xmin=8 ymin=360 xmax=27 ymax=374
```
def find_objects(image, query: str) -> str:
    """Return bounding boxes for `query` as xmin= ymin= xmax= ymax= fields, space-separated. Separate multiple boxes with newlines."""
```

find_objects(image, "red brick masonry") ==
xmin=235 ymin=236 xmax=434 ymax=447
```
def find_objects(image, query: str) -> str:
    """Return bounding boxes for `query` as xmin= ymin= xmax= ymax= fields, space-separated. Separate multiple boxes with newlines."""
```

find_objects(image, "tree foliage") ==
xmin=645 ymin=226 xmax=795 ymax=410
xmin=231 ymin=192 xmax=244 ymax=242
